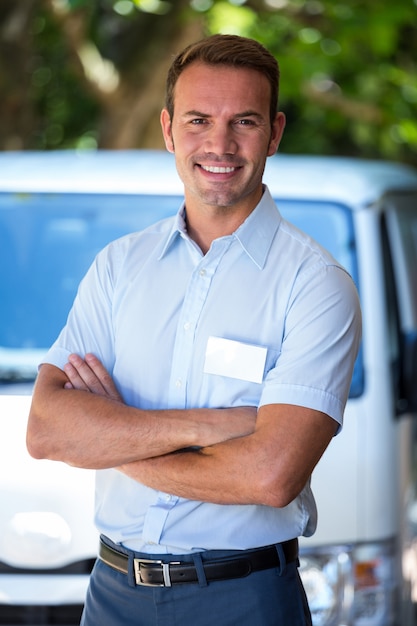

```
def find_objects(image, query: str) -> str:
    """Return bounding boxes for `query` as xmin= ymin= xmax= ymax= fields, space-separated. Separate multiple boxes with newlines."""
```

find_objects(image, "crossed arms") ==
xmin=27 ymin=353 xmax=337 ymax=508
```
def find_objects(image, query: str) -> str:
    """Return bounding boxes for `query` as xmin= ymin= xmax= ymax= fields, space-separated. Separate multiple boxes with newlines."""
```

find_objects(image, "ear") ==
xmin=160 ymin=108 xmax=174 ymax=153
xmin=267 ymin=111 xmax=286 ymax=156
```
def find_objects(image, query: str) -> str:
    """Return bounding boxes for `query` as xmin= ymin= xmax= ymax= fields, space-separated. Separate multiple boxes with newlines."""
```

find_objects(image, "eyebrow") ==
xmin=183 ymin=110 xmax=210 ymax=118
xmin=182 ymin=110 xmax=265 ymax=120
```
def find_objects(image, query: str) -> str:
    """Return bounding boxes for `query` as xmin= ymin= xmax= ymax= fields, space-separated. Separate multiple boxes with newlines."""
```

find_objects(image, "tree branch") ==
xmin=43 ymin=0 xmax=121 ymax=105
xmin=302 ymin=81 xmax=384 ymax=124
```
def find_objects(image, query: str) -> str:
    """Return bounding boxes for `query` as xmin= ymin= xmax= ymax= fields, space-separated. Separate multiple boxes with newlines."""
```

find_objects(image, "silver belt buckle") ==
xmin=134 ymin=558 xmax=180 ymax=587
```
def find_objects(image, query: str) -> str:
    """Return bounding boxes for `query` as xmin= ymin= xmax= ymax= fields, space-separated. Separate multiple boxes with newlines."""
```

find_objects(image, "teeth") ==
xmin=201 ymin=165 xmax=235 ymax=173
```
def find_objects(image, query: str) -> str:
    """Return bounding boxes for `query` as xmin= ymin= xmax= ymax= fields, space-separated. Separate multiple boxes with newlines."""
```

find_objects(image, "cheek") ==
xmin=172 ymin=131 xmax=202 ymax=157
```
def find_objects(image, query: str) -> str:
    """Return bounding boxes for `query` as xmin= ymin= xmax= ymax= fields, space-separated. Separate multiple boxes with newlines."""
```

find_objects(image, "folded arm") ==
xmin=30 ymin=354 xmax=337 ymax=507
xmin=26 ymin=354 xmax=257 ymax=470
xmin=118 ymin=402 xmax=337 ymax=507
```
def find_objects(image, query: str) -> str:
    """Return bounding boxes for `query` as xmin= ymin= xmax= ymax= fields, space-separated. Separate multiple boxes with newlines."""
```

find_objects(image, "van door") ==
xmin=384 ymin=192 xmax=417 ymax=414
xmin=384 ymin=192 xmax=417 ymax=620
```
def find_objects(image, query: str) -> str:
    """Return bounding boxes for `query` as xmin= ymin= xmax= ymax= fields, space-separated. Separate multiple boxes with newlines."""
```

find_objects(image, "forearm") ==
xmin=118 ymin=438 xmax=261 ymax=505
xmin=118 ymin=404 xmax=338 ymax=508
xmin=27 ymin=364 xmax=256 ymax=470
xmin=29 ymin=388 xmax=198 ymax=469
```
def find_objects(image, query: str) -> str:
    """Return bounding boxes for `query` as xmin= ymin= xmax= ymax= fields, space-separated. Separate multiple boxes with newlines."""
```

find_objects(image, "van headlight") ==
xmin=299 ymin=540 xmax=397 ymax=626
xmin=2 ymin=511 xmax=72 ymax=568
xmin=299 ymin=551 xmax=348 ymax=626
xmin=352 ymin=542 xmax=396 ymax=624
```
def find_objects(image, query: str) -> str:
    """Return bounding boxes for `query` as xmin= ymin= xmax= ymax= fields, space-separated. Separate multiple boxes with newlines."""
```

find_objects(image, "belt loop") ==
xmin=275 ymin=542 xmax=287 ymax=576
xmin=192 ymin=552 xmax=208 ymax=587
xmin=127 ymin=552 xmax=136 ymax=588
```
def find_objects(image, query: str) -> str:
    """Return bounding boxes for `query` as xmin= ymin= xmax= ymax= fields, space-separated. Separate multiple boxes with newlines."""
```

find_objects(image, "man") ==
xmin=27 ymin=34 xmax=361 ymax=625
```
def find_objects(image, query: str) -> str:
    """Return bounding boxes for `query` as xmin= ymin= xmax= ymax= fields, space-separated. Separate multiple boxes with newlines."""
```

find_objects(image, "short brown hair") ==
xmin=165 ymin=34 xmax=280 ymax=126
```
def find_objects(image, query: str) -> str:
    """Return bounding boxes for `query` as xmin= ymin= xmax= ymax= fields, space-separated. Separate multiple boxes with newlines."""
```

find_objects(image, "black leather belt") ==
xmin=99 ymin=536 xmax=298 ymax=587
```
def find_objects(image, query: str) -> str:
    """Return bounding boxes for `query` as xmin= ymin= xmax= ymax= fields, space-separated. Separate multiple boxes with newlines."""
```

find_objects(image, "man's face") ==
xmin=161 ymin=62 xmax=285 ymax=217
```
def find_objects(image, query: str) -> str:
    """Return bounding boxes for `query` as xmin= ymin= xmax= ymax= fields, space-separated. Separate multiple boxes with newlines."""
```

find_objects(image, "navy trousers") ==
xmin=80 ymin=544 xmax=312 ymax=626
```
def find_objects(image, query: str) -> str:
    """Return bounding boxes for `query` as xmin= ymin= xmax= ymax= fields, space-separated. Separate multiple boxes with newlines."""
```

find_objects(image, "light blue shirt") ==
xmin=43 ymin=186 xmax=361 ymax=554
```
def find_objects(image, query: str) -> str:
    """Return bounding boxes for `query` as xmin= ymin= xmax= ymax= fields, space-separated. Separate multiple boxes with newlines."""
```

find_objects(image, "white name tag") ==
xmin=203 ymin=336 xmax=267 ymax=384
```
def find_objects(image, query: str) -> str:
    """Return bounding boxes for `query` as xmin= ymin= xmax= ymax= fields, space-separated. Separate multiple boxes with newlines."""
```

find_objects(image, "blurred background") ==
xmin=0 ymin=0 xmax=416 ymax=165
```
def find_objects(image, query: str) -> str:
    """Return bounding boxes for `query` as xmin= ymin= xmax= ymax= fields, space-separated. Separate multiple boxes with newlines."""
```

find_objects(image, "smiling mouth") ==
xmin=200 ymin=165 xmax=237 ymax=174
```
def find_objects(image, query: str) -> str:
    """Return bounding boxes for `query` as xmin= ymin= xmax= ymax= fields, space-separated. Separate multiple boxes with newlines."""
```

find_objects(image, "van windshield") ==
xmin=0 ymin=192 xmax=362 ymax=396
xmin=0 ymin=192 xmax=180 ymax=382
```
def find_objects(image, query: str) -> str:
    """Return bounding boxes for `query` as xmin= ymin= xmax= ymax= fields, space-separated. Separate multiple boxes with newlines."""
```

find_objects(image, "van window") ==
xmin=277 ymin=200 xmax=357 ymax=280
xmin=0 ymin=192 xmax=363 ymax=397
xmin=385 ymin=193 xmax=417 ymax=330
xmin=381 ymin=213 xmax=403 ymax=415
xmin=0 ymin=192 xmax=181 ymax=359
xmin=384 ymin=192 xmax=417 ymax=413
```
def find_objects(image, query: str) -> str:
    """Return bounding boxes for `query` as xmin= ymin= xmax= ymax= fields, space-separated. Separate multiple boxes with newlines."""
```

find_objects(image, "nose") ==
xmin=204 ymin=122 xmax=238 ymax=156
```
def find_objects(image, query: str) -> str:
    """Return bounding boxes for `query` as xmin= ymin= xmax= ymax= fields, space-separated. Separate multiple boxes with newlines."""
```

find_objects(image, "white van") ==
xmin=270 ymin=157 xmax=417 ymax=626
xmin=0 ymin=150 xmax=416 ymax=625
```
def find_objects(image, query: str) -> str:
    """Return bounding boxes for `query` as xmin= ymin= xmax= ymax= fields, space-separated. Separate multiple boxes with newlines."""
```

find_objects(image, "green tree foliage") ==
xmin=0 ymin=0 xmax=416 ymax=164
xmin=242 ymin=0 xmax=417 ymax=162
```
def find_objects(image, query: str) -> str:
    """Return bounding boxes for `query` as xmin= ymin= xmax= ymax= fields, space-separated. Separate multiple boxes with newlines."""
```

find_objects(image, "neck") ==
xmin=185 ymin=207 xmax=248 ymax=254
xmin=184 ymin=188 xmax=263 ymax=254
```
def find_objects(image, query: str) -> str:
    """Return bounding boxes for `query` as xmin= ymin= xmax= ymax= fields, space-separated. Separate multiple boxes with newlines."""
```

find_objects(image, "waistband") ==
xmin=99 ymin=535 xmax=299 ymax=587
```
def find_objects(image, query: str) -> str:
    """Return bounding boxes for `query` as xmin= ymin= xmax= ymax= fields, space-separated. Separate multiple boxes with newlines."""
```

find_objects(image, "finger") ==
xmin=63 ymin=361 xmax=92 ymax=392
xmin=66 ymin=353 xmax=108 ymax=395
xmin=84 ymin=353 xmax=123 ymax=402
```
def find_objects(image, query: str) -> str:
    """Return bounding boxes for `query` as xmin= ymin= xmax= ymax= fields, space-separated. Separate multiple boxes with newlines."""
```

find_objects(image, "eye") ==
xmin=235 ymin=118 xmax=256 ymax=127
xmin=190 ymin=118 xmax=208 ymax=125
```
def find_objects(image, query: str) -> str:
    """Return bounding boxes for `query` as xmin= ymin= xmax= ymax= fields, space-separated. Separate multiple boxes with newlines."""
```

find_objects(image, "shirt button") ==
xmin=175 ymin=379 xmax=182 ymax=388
xmin=183 ymin=322 xmax=191 ymax=331
xmin=165 ymin=494 xmax=171 ymax=502
xmin=199 ymin=269 xmax=206 ymax=277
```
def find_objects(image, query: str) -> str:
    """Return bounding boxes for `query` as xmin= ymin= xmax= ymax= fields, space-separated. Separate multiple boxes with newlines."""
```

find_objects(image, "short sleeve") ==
xmin=41 ymin=242 xmax=119 ymax=373
xmin=259 ymin=262 xmax=361 ymax=430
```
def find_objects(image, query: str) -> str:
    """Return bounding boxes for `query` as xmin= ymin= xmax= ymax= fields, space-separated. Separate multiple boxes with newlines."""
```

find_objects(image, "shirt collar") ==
xmin=158 ymin=205 xmax=187 ymax=260
xmin=233 ymin=186 xmax=281 ymax=269
xmin=159 ymin=185 xmax=281 ymax=269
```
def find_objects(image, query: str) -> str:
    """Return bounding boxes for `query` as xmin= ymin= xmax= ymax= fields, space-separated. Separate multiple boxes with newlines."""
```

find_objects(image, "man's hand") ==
xmin=27 ymin=353 xmax=256 ymax=468
xmin=62 ymin=354 xmax=257 ymax=448
xmin=64 ymin=353 xmax=257 ymax=447
xmin=28 ymin=352 xmax=335 ymax=506
xmin=64 ymin=353 xmax=123 ymax=403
